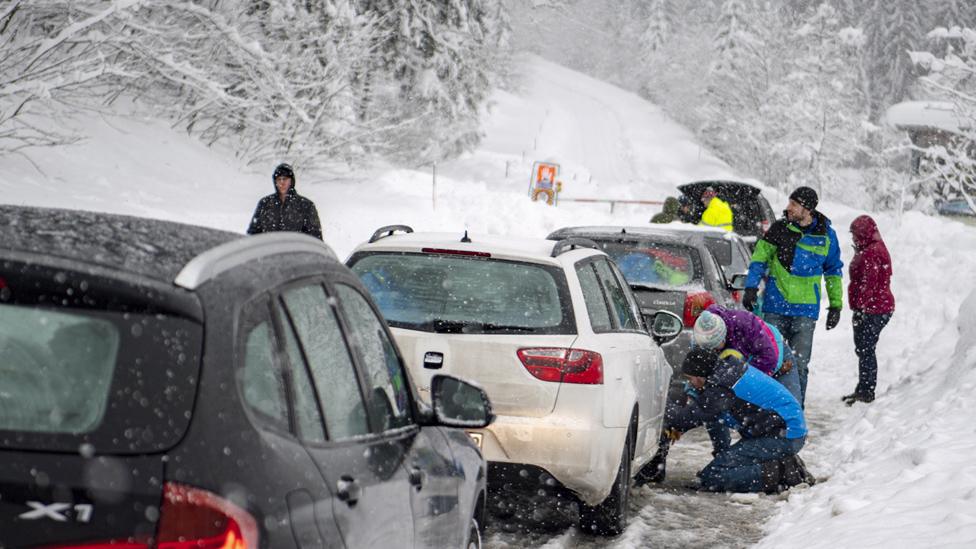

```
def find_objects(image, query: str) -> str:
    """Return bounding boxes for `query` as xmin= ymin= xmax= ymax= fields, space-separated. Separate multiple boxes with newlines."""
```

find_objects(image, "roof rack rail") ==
xmin=369 ymin=224 xmax=414 ymax=243
xmin=551 ymin=237 xmax=601 ymax=257
xmin=175 ymin=233 xmax=337 ymax=290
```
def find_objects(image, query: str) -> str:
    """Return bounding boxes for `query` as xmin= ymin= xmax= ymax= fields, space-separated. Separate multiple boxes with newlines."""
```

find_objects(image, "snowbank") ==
xmin=758 ymin=215 xmax=976 ymax=548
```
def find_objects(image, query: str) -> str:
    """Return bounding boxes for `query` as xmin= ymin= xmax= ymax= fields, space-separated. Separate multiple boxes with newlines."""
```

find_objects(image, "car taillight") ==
xmin=156 ymin=483 xmax=258 ymax=549
xmin=683 ymin=291 xmax=716 ymax=328
xmin=41 ymin=484 xmax=257 ymax=549
xmin=421 ymin=247 xmax=491 ymax=257
xmin=517 ymin=348 xmax=603 ymax=385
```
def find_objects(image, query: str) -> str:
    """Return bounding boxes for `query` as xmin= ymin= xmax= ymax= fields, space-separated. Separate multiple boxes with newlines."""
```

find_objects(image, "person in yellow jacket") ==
xmin=698 ymin=187 xmax=734 ymax=232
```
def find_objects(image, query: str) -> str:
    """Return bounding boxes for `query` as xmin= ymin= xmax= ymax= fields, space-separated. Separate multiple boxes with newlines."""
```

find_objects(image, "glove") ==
xmin=826 ymin=307 xmax=841 ymax=330
xmin=742 ymin=288 xmax=759 ymax=312
xmin=664 ymin=428 xmax=682 ymax=444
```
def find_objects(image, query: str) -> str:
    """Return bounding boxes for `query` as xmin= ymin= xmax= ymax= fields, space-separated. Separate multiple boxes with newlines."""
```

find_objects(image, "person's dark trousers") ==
xmin=763 ymin=313 xmax=816 ymax=407
xmin=852 ymin=311 xmax=892 ymax=399
xmin=698 ymin=436 xmax=806 ymax=493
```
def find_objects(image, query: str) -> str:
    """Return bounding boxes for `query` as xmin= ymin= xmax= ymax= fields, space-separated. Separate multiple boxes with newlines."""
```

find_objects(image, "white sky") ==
xmin=3 ymin=54 xmax=976 ymax=548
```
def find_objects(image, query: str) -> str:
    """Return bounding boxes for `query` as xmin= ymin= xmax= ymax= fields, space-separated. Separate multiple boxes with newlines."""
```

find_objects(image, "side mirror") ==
xmin=649 ymin=310 xmax=683 ymax=346
xmin=430 ymin=374 xmax=494 ymax=428
xmin=729 ymin=273 xmax=748 ymax=291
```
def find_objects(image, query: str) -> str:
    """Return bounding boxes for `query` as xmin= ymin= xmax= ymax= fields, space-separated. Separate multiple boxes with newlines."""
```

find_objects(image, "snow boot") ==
xmin=780 ymin=455 xmax=816 ymax=488
xmin=760 ymin=460 xmax=783 ymax=494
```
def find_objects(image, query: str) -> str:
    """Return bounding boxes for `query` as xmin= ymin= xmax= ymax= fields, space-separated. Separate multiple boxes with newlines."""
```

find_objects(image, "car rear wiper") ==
xmin=427 ymin=319 xmax=535 ymax=334
xmin=628 ymin=282 xmax=670 ymax=292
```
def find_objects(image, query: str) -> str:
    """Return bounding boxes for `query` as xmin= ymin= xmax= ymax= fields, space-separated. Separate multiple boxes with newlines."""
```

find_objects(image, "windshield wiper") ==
xmin=424 ymin=319 xmax=536 ymax=334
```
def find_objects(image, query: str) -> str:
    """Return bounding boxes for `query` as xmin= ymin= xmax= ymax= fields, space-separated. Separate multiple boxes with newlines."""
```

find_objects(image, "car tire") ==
xmin=578 ymin=429 xmax=632 ymax=536
xmin=465 ymin=516 xmax=482 ymax=549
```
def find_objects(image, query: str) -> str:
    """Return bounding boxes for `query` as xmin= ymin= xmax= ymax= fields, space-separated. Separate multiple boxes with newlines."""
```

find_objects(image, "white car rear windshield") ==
xmin=350 ymin=252 xmax=575 ymax=334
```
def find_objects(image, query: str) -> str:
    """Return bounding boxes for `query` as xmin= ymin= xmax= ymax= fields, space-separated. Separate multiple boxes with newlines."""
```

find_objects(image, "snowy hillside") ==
xmin=3 ymin=54 xmax=976 ymax=548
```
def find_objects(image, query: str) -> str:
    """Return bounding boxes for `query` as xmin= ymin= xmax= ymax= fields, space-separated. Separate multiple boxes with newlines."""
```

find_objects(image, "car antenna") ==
xmin=461 ymin=230 xmax=471 ymax=243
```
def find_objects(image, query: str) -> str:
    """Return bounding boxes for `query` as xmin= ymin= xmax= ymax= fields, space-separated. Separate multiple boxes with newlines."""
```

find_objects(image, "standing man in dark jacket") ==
xmin=247 ymin=163 xmax=323 ymax=240
xmin=666 ymin=348 xmax=810 ymax=493
xmin=843 ymin=215 xmax=894 ymax=405
xmin=742 ymin=186 xmax=843 ymax=406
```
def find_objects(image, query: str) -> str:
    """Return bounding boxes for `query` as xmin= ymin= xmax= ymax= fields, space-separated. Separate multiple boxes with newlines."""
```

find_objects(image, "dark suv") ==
xmin=678 ymin=180 xmax=776 ymax=246
xmin=0 ymin=206 xmax=491 ymax=548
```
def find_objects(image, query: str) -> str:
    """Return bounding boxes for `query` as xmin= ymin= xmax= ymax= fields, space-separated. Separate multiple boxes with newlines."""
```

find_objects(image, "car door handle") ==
xmin=336 ymin=475 xmax=361 ymax=506
xmin=409 ymin=466 xmax=425 ymax=491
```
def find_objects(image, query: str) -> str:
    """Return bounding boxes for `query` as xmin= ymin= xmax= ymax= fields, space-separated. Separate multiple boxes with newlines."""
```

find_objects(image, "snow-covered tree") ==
xmin=861 ymin=0 xmax=926 ymax=123
xmin=639 ymin=0 xmax=674 ymax=59
xmin=699 ymin=0 xmax=781 ymax=184
xmin=762 ymin=3 xmax=865 ymax=194
xmin=910 ymin=27 xmax=976 ymax=210
xmin=0 ymin=1 xmax=134 ymax=156
xmin=359 ymin=0 xmax=510 ymax=163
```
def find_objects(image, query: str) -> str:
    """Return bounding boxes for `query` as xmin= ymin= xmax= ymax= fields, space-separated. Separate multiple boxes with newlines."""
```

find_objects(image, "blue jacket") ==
xmin=745 ymin=212 xmax=843 ymax=319
xmin=670 ymin=355 xmax=807 ymax=440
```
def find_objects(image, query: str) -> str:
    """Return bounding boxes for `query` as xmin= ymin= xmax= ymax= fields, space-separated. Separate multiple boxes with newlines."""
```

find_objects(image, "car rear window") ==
xmin=0 ymin=263 xmax=202 ymax=453
xmin=597 ymin=242 xmax=701 ymax=288
xmin=349 ymin=252 xmax=575 ymax=334
xmin=0 ymin=305 xmax=119 ymax=434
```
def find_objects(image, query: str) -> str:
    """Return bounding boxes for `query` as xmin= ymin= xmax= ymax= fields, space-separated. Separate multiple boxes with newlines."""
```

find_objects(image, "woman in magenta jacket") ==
xmin=843 ymin=215 xmax=895 ymax=405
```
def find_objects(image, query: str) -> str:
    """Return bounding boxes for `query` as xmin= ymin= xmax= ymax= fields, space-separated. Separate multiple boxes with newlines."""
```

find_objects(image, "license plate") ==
xmin=467 ymin=432 xmax=483 ymax=449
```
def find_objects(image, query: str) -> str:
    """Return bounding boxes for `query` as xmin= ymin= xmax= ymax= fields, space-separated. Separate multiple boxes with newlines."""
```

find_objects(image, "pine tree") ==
xmin=764 ymin=3 xmax=864 ymax=194
xmin=639 ymin=0 xmax=673 ymax=60
xmin=861 ymin=0 xmax=926 ymax=123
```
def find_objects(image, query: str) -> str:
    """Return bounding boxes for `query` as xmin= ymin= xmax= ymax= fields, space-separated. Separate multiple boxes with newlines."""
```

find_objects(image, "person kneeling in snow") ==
xmin=666 ymin=348 xmax=812 ymax=493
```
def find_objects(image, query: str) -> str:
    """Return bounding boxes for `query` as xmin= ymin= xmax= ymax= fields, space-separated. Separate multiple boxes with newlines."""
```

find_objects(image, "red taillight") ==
xmin=517 ymin=348 xmax=603 ymax=385
xmin=42 ymin=484 xmax=257 ymax=549
xmin=421 ymin=247 xmax=491 ymax=258
xmin=156 ymin=483 xmax=258 ymax=549
xmin=683 ymin=291 xmax=716 ymax=327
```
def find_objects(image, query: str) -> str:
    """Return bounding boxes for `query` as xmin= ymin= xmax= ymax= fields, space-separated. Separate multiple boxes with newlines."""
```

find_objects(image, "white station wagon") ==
xmin=346 ymin=226 xmax=682 ymax=535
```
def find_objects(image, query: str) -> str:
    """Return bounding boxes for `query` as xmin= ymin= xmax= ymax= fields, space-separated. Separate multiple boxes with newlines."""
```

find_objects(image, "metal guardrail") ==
xmin=558 ymin=198 xmax=665 ymax=213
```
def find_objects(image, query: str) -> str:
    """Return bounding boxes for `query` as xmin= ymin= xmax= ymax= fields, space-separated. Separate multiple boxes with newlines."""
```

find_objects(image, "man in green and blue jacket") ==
xmin=742 ymin=186 xmax=843 ymax=407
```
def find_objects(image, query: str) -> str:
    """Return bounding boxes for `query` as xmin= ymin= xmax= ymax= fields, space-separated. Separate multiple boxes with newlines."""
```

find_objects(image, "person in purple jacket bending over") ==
xmin=694 ymin=306 xmax=802 ymax=402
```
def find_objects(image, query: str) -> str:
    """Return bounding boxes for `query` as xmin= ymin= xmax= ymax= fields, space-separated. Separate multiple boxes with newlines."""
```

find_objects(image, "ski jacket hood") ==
xmin=851 ymin=215 xmax=881 ymax=251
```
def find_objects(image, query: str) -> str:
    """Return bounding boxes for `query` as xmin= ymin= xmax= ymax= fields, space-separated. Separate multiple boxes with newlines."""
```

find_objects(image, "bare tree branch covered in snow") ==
xmin=0 ymin=0 xmax=511 ymax=167
xmin=0 ymin=1 xmax=134 ymax=154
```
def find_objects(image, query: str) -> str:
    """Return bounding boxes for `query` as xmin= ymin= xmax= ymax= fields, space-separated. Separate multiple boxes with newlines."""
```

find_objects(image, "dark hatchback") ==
xmin=547 ymin=225 xmax=743 ymax=375
xmin=0 ymin=206 xmax=491 ymax=548
xmin=678 ymin=180 xmax=776 ymax=246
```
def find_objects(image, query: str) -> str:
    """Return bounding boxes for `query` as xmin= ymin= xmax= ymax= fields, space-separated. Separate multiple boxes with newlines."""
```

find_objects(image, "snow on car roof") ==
xmin=356 ymin=231 xmax=594 ymax=264
xmin=550 ymin=224 xmax=739 ymax=241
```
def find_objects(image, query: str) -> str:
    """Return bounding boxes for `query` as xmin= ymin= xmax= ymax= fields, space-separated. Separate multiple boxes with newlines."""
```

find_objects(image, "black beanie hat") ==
xmin=273 ymin=163 xmax=295 ymax=184
xmin=790 ymin=186 xmax=818 ymax=212
xmin=683 ymin=348 xmax=719 ymax=377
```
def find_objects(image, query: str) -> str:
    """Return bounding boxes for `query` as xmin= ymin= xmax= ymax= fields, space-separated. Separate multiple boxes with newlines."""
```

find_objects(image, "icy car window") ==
xmin=0 ymin=305 xmax=119 ymax=434
xmin=349 ymin=253 xmax=574 ymax=334
xmin=241 ymin=320 xmax=288 ymax=430
xmin=281 ymin=284 xmax=369 ymax=440
xmin=334 ymin=284 xmax=412 ymax=433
